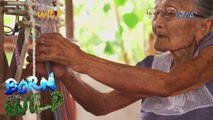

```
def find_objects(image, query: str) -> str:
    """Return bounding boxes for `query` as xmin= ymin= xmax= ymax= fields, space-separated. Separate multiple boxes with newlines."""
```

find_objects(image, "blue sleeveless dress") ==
xmin=136 ymin=33 xmax=213 ymax=120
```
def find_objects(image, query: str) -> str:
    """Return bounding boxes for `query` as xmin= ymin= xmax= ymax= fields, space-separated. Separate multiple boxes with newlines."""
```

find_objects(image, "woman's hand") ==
xmin=36 ymin=33 xmax=85 ymax=69
xmin=26 ymin=49 xmax=68 ymax=81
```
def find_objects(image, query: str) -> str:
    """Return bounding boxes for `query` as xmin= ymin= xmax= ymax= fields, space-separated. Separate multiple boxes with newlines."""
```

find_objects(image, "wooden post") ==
xmin=0 ymin=0 xmax=5 ymax=82
xmin=10 ymin=29 xmax=25 ymax=79
xmin=65 ymin=0 xmax=76 ymax=120
xmin=65 ymin=0 xmax=74 ymax=40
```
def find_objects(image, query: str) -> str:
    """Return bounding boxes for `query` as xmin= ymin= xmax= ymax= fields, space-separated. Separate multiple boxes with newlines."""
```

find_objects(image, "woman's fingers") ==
xmin=26 ymin=62 xmax=48 ymax=77
xmin=26 ymin=63 xmax=33 ymax=71
xmin=36 ymin=53 xmax=50 ymax=62
xmin=36 ymin=33 xmax=63 ymax=47
xmin=28 ymin=46 xmax=51 ymax=63
xmin=36 ymin=46 xmax=57 ymax=60
xmin=36 ymin=51 xmax=70 ymax=67
xmin=26 ymin=55 xmax=32 ymax=62
xmin=36 ymin=63 xmax=48 ymax=76
xmin=36 ymin=46 xmax=51 ymax=55
xmin=28 ymin=49 xmax=33 ymax=55
xmin=35 ymin=33 xmax=83 ymax=67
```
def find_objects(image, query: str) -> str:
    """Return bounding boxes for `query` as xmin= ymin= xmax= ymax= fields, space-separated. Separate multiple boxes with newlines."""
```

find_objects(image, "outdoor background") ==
xmin=4 ymin=0 xmax=156 ymax=119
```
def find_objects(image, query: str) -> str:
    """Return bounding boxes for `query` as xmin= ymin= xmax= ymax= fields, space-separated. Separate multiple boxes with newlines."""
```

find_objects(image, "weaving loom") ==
xmin=0 ymin=0 xmax=75 ymax=120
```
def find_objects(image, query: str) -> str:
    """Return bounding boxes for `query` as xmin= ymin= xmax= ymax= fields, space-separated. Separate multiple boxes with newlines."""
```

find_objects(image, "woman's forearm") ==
xmin=72 ymin=53 xmax=171 ymax=96
xmin=61 ymin=69 xmax=141 ymax=115
xmin=61 ymin=69 xmax=106 ymax=114
xmin=71 ymin=46 xmax=213 ymax=97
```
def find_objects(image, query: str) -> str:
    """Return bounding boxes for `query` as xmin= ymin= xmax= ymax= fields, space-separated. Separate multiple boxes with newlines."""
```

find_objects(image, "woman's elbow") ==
xmin=148 ymin=79 xmax=176 ymax=97
xmin=84 ymin=107 xmax=111 ymax=116
xmin=158 ymin=87 xmax=174 ymax=97
xmin=91 ymin=110 xmax=110 ymax=116
xmin=157 ymin=78 xmax=180 ymax=97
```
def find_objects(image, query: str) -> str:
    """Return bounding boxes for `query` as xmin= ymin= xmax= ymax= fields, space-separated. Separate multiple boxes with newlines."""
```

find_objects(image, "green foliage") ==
xmin=103 ymin=3 xmax=111 ymax=13
xmin=73 ymin=0 xmax=155 ymax=65
xmin=117 ymin=26 xmax=124 ymax=36
xmin=114 ymin=0 xmax=127 ymax=7
xmin=104 ymin=42 xmax=114 ymax=55
xmin=4 ymin=15 xmax=16 ymax=33
xmin=5 ymin=52 xmax=13 ymax=64
xmin=3 ymin=0 xmax=155 ymax=65
xmin=123 ymin=12 xmax=139 ymax=29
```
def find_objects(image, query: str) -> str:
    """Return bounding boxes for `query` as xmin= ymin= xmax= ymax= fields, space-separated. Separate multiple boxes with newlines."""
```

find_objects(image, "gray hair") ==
xmin=155 ymin=0 xmax=213 ymax=18
xmin=194 ymin=0 xmax=213 ymax=18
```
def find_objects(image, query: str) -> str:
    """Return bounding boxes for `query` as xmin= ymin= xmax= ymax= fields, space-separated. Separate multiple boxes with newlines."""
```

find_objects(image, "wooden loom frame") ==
xmin=0 ymin=0 xmax=75 ymax=119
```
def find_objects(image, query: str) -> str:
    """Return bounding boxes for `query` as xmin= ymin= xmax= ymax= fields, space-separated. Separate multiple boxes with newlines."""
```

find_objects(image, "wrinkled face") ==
xmin=152 ymin=0 xmax=200 ymax=52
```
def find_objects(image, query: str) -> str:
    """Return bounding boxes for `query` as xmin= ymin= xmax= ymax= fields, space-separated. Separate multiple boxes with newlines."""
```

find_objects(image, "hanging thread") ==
xmin=27 ymin=0 xmax=36 ymax=76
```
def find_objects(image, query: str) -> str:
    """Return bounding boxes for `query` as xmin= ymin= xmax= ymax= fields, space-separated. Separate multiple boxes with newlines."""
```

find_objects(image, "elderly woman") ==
xmin=28 ymin=0 xmax=213 ymax=119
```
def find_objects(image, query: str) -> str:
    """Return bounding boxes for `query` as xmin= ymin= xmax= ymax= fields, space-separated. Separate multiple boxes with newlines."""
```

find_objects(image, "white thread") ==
xmin=27 ymin=0 xmax=36 ymax=76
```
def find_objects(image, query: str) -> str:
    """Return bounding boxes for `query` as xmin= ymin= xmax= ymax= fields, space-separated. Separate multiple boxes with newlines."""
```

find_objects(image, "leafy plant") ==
xmin=74 ymin=0 xmax=155 ymax=65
